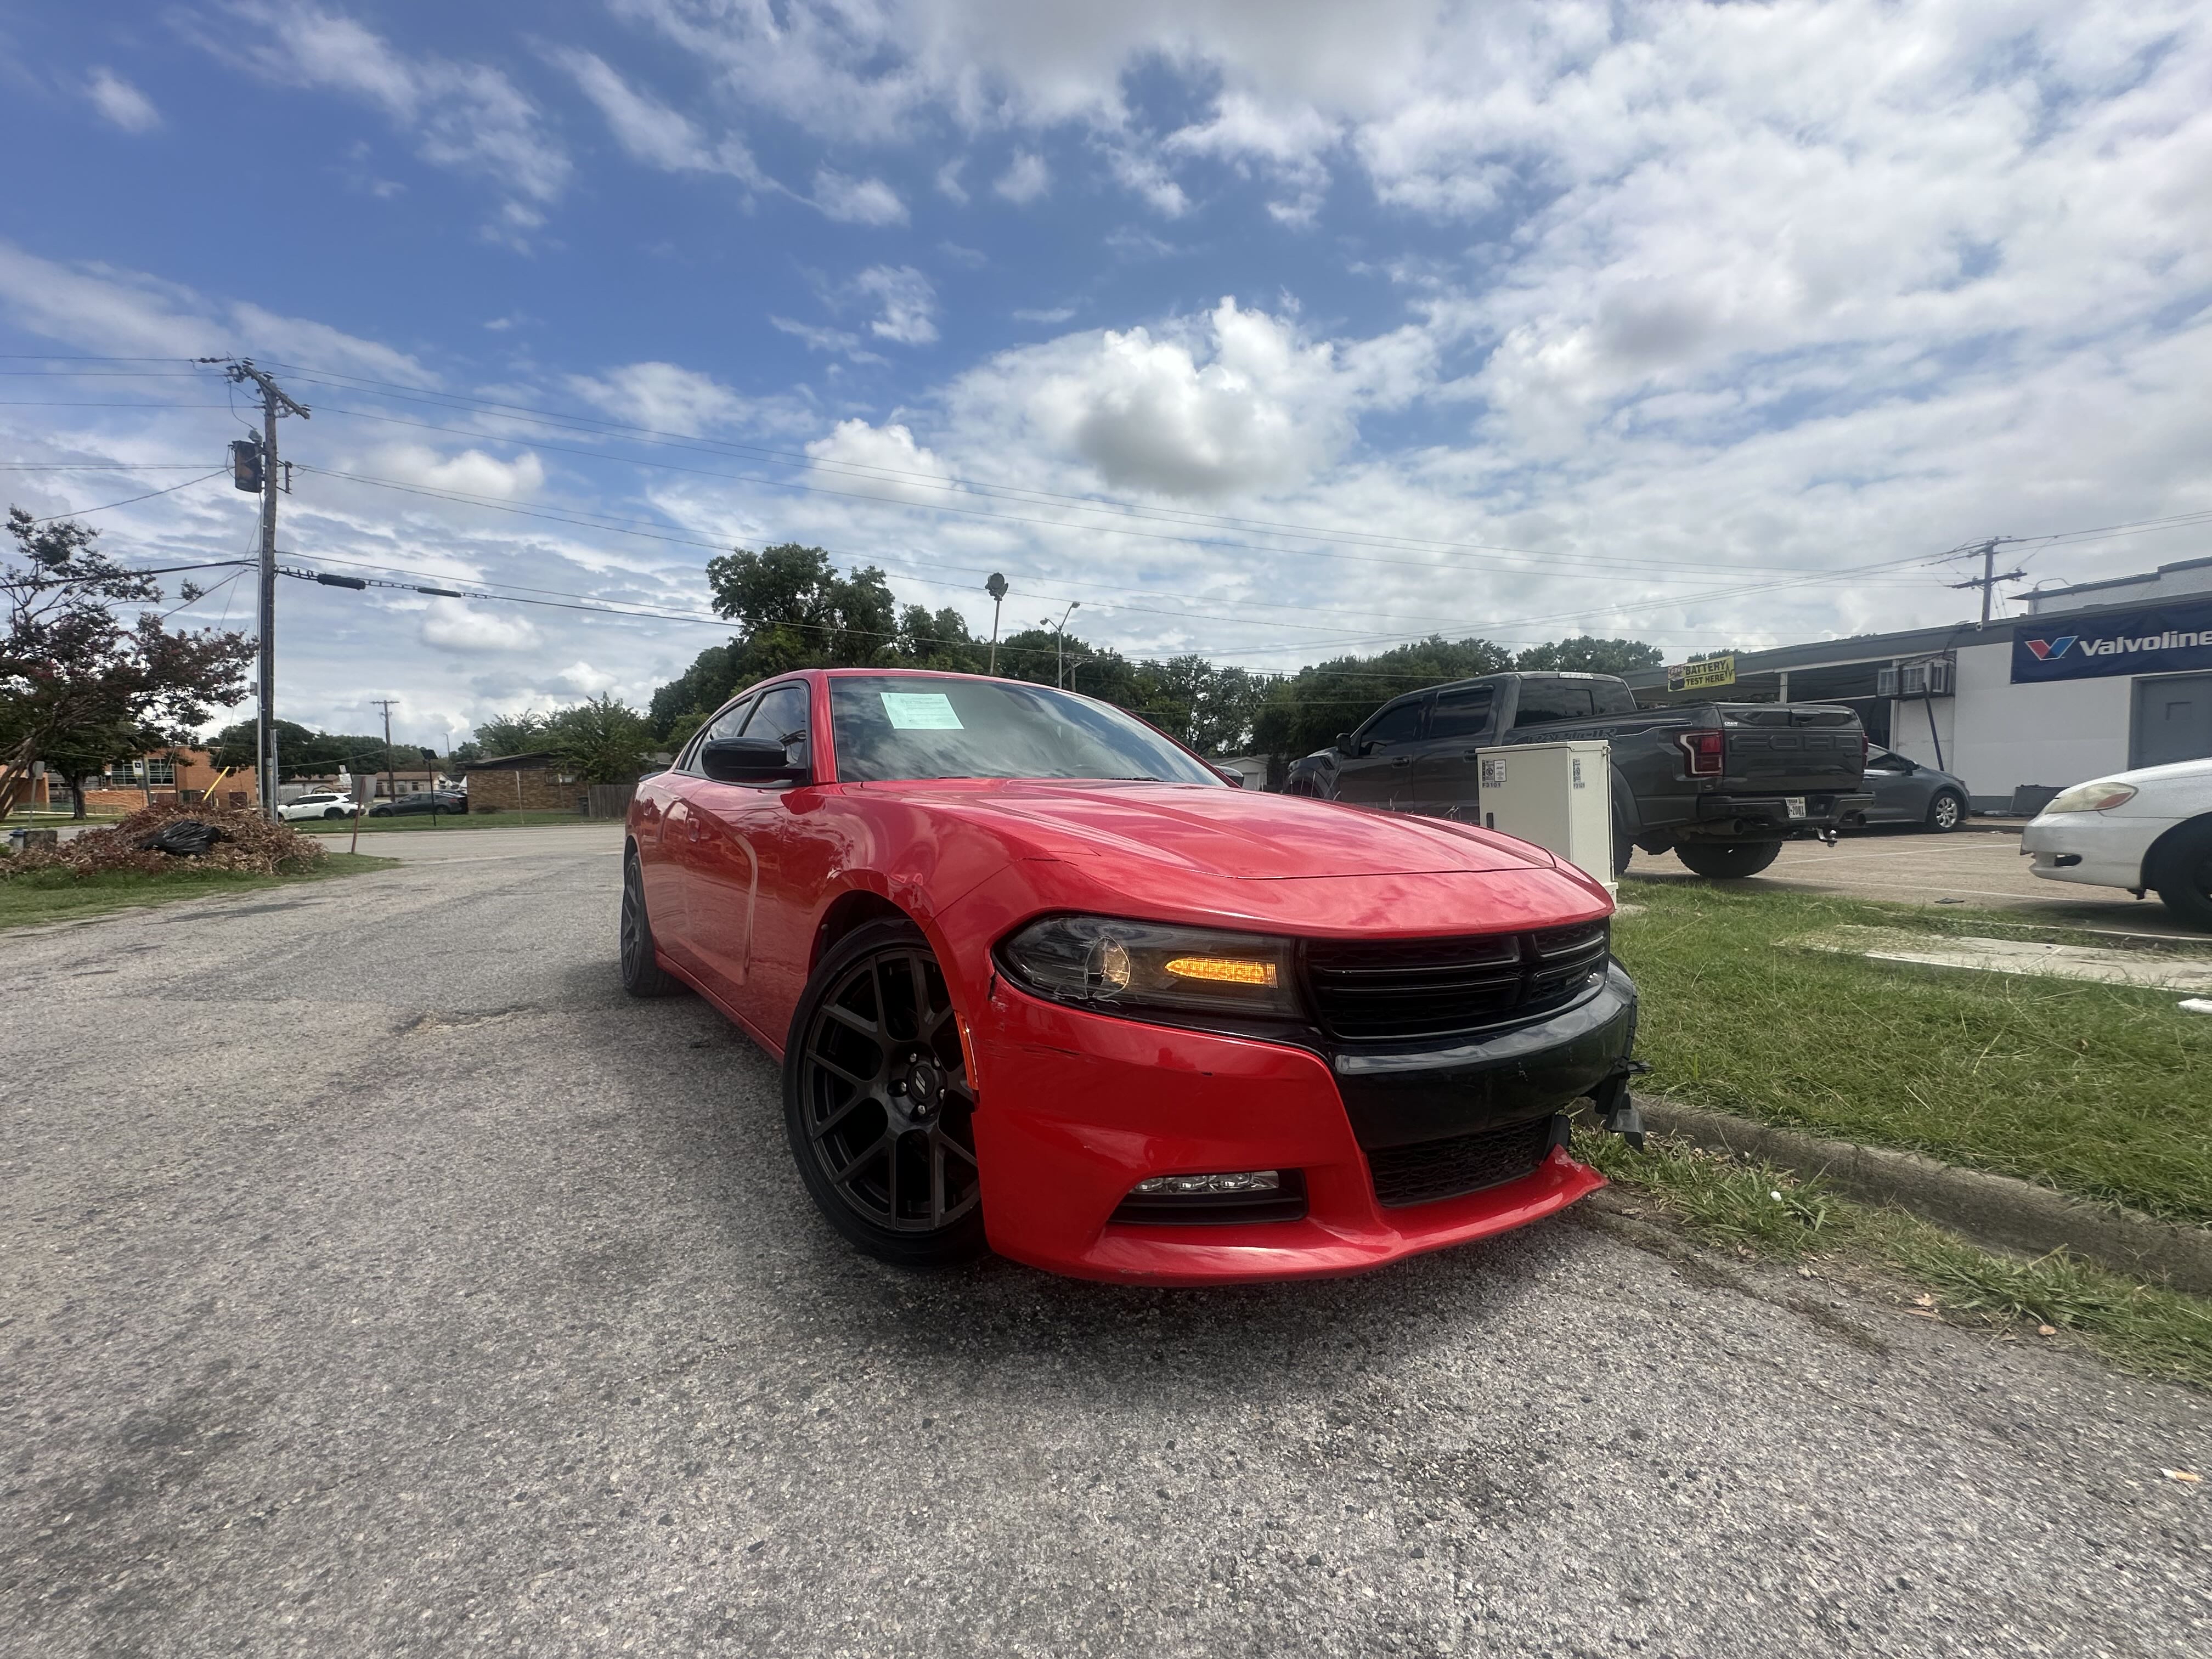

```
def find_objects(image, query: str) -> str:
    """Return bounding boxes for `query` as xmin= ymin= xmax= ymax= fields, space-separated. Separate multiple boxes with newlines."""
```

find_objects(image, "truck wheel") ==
xmin=1676 ymin=841 xmax=1782 ymax=879
xmin=2150 ymin=821 xmax=2212 ymax=932
xmin=1925 ymin=791 xmax=1966 ymax=832
xmin=1612 ymin=817 xmax=1633 ymax=877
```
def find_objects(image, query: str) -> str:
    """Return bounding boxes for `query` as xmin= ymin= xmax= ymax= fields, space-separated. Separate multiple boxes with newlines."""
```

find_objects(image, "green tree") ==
xmin=544 ymin=695 xmax=654 ymax=784
xmin=473 ymin=710 xmax=548 ymax=757
xmin=1 ymin=509 xmax=255 ymax=816
xmin=1513 ymin=635 xmax=1663 ymax=674
xmin=1252 ymin=636 xmax=1514 ymax=761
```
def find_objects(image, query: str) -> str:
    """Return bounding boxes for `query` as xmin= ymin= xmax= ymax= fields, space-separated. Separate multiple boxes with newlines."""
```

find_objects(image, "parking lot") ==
xmin=1635 ymin=823 xmax=2211 ymax=939
xmin=4 ymin=830 xmax=2208 ymax=1656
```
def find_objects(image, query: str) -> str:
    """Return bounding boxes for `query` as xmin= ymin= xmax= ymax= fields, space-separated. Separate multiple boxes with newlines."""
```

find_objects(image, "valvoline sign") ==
xmin=2011 ymin=598 xmax=2212 ymax=683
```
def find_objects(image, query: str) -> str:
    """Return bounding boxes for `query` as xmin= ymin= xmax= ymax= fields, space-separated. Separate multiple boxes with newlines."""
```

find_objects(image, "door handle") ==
xmin=1391 ymin=756 xmax=1410 ymax=767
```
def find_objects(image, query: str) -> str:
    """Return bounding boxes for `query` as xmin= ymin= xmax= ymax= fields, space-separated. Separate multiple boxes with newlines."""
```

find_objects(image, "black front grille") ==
xmin=1304 ymin=921 xmax=1609 ymax=1042
xmin=1366 ymin=1116 xmax=1554 ymax=1209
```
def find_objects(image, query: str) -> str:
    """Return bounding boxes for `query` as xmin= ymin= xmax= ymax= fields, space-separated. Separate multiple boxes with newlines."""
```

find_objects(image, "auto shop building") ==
xmin=1621 ymin=555 xmax=2212 ymax=814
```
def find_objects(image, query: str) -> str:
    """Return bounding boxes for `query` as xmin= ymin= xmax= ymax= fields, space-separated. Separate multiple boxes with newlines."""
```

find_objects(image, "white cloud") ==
xmin=369 ymin=443 xmax=544 ymax=500
xmin=198 ymin=3 xmax=568 ymax=217
xmin=771 ymin=316 xmax=885 ymax=364
xmin=935 ymin=159 xmax=968 ymax=201
xmin=86 ymin=69 xmax=161 ymax=133
xmin=566 ymin=362 xmax=747 ymax=435
xmin=994 ymin=151 xmax=1051 ymax=204
xmin=1014 ymin=306 xmax=1076 ymax=324
xmin=557 ymin=49 xmax=766 ymax=186
xmin=0 ymin=241 xmax=433 ymax=383
xmin=951 ymin=297 xmax=1397 ymax=500
xmin=420 ymin=599 xmax=540 ymax=654
xmin=854 ymin=265 xmax=939 ymax=346
xmin=812 ymin=168 xmax=909 ymax=225
xmin=805 ymin=419 xmax=955 ymax=504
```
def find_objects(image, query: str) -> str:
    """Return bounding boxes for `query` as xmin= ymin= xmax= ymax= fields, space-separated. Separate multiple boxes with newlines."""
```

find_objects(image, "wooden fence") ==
xmin=582 ymin=784 xmax=637 ymax=819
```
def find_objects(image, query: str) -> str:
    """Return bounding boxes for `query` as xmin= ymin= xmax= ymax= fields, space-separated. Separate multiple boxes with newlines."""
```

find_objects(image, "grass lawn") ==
xmin=0 ymin=853 xmax=397 ymax=930
xmin=293 ymin=810 xmax=596 ymax=834
xmin=1613 ymin=879 xmax=2212 ymax=1226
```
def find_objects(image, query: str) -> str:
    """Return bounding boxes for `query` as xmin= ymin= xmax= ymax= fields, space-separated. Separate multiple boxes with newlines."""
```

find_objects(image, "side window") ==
xmin=1428 ymin=687 xmax=1496 ymax=741
xmin=1592 ymin=681 xmax=1639 ymax=716
xmin=682 ymin=695 xmax=757 ymax=774
xmin=743 ymin=684 xmax=811 ymax=762
xmin=1359 ymin=699 xmax=1426 ymax=753
xmin=1513 ymin=680 xmax=1595 ymax=726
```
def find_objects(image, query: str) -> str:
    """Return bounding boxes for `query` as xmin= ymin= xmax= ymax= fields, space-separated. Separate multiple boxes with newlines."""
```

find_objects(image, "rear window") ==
xmin=1593 ymin=681 xmax=1639 ymax=716
xmin=828 ymin=676 xmax=1222 ymax=786
xmin=1429 ymin=687 xmax=1495 ymax=740
xmin=1514 ymin=680 xmax=1595 ymax=725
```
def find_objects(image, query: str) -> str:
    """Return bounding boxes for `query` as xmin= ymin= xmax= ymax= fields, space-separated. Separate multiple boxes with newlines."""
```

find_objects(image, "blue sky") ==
xmin=2 ymin=1 xmax=2208 ymax=752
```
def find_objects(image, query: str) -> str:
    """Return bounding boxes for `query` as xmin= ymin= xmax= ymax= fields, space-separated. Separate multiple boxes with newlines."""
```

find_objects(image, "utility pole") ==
xmin=372 ymin=698 xmax=399 ymax=810
xmin=1949 ymin=537 xmax=2027 ymax=626
xmin=212 ymin=359 xmax=309 ymax=817
xmin=1042 ymin=600 xmax=1080 ymax=688
xmin=985 ymin=573 xmax=1008 ymax=675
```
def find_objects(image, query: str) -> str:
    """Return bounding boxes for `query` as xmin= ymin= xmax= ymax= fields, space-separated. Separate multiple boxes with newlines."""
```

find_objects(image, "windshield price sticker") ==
xmin=880 ymin=691 xmax=964 ymax=730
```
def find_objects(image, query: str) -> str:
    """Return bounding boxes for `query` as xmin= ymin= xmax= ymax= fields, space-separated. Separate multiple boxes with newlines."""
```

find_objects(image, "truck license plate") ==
xmin=1785 ymin=796 xmax=1807 ymax=821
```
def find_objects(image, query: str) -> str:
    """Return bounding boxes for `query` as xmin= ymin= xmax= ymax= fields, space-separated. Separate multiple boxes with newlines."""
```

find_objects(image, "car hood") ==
xmin=847 ymin=778 xmax=1555 ymax=879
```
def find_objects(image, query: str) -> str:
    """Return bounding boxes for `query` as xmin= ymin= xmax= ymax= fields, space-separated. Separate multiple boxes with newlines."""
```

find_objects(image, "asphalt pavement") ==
xmin=3 ymin=833 xmax=2207 ymax=1657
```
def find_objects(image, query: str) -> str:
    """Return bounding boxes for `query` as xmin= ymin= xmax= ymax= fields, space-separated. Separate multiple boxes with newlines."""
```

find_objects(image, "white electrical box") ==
xmin=1471 ymin=740 xmax=1615 ymax=895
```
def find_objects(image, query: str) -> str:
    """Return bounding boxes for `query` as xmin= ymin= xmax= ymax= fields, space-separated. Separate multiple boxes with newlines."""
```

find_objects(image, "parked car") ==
xmin=1859 ymin=748 xmax=1971 ymax=830
xmin=1283 ymin=671 xmax=1871 ymax=879
xmin=2019 ymin=757 xmax=2212 ymax=929
xmin=368 ymin=791 xmax=469 ymax=817
xmin=625 ymin=669 xmax=1645 ymax=1283
xmin=275 ymin=792 xmax=357 ymax=821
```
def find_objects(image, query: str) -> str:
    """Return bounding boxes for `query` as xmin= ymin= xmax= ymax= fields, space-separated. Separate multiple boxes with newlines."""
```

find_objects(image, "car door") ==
xmin=1861 ymin=748 xmax=1917 ymax=821
xmin=687 ymin=682 xmax=814 ymax=1029
xmin=1410 ymin=685 xmax=1499 ymax=819
xmin=658 ymin=693 xmax=757 ymax=984
xmin=1331 ymin=697 xmax=1429 ymax=810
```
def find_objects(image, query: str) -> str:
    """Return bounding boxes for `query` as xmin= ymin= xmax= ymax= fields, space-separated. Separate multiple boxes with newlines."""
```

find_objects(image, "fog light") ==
xmin=1129 ymin=1170 xmax=1282 ymax=1197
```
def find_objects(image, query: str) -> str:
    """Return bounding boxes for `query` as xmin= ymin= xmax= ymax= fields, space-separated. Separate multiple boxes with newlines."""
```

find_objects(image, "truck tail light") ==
xmin=1677 ymin=730 xmax=1725 ymax=777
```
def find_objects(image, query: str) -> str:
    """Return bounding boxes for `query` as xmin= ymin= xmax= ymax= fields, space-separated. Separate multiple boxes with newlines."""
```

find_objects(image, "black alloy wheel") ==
xmin=1926 ymin=791 xmax=1966 ymax=832
xmin=323 ymin=807 xmax=347 ymax=820
xmin=1675 ymin=839 xmax=1782 ymax=879
xmin=2151 ymin=820 xmax=2212 ymax=933
xmin=784 ymin=918 xmax=985 ymax=1266
xmin=618 ymin=849 xmax=685 ymax=997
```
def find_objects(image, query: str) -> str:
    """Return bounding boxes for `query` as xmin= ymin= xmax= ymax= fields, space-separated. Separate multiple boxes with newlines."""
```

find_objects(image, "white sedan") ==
xmin=2020 ymin=757 xmax=2212 ymax=929
xmin=275 ymin=792 xmax=359 ymax=822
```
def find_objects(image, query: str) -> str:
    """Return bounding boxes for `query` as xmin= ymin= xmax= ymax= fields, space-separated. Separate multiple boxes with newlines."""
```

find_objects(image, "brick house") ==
xmin=25 ymin=747 xmax=260 ymax=816
xmin=459 ymin=752 xmax=582 ymax=812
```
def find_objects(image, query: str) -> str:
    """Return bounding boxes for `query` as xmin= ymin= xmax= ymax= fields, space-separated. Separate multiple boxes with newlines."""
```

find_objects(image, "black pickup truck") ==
xmin=1282 ymin=671 xmax=1872 ymax=878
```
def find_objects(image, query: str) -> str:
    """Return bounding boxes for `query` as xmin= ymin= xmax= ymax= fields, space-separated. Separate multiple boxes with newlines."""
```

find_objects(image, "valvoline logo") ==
xmin=2022 ymin=635 xmax=2076 ymax=661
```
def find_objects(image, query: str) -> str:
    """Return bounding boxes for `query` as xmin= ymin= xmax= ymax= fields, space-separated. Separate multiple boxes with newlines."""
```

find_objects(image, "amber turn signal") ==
xmin=1163 ymin=956 xmax=1279 ymax=987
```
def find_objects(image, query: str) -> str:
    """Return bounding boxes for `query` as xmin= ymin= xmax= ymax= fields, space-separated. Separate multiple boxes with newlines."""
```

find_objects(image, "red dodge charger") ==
xmin=624 ymin=668 xmax=1643 ymax=1284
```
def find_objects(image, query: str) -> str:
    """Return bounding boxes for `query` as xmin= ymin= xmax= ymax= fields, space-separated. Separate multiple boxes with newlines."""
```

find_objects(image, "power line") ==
xmin=29 ymin=470 xmax=225 ymax=522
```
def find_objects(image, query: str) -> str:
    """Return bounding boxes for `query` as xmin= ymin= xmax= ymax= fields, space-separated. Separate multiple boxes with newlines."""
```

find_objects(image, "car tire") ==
xmin=1925 ymin=791 xmax=1966 ymax=832
xmin=1675 ymin=840 xmax=1782 ymax=879
xmin=618 ymin=849 xmax=686 ymax=997
xmin=783 ymin=917 xmax=987 ymax=1268
xmin=323 ymin=807 xmax=347 ymax=820
xmin=2149 ymin=820 xmax=2212 ymax=933
xmin=1612 ymin=815 xmax=1634 ymax=877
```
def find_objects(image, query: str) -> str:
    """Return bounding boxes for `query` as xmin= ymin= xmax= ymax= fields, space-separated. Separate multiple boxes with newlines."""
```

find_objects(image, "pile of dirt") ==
xmin=2 ymin=801 xmax=326 ymax=878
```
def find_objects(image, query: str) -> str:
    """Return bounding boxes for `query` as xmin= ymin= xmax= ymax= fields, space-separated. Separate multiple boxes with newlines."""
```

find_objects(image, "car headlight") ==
xmin=2044 ymin=780 xmax=2138 ymax=814
xmin=998 ymin=915 xmax=1301 ymax=1020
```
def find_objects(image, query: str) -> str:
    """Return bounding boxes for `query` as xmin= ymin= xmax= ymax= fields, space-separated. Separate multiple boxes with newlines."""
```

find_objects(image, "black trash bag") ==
xmin=138 ymin=820 xmax=228 ymax=857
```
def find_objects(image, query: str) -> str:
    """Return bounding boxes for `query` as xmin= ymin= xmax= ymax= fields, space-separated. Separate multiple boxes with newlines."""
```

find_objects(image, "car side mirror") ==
xmin=1335 ymin=732 xmax=1353 ymax=755
xmin=701 ymin=736 xmax=807 ymax=785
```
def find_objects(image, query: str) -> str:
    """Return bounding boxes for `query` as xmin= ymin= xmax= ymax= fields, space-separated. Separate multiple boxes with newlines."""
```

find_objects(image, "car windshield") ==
xmin=828 ymin=675 xmax=1223 ymax=786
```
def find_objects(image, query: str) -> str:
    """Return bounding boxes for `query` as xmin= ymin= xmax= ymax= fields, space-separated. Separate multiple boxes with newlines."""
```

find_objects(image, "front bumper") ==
xmin=2020 ymin=812 xmax=2171 ymax=891
xmin=968 ymin=965 xmax=1636 ymax=1284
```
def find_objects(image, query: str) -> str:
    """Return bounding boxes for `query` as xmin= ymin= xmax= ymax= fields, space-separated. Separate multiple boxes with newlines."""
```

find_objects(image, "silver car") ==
xmin=1860 ymin=748 xmax=1970 ymax=831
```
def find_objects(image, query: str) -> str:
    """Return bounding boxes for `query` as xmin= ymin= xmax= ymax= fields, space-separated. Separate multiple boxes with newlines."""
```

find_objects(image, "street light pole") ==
xmin=985 ymin=572 xmax=1008 ymax=675
xmin=1042 ymin=601 xmax=1080 ymax=688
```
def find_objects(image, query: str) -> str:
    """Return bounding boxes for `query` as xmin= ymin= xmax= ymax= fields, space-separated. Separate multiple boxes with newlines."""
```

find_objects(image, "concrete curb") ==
xmin=1626 ymin=1094 xmax=2212 ymax=1297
